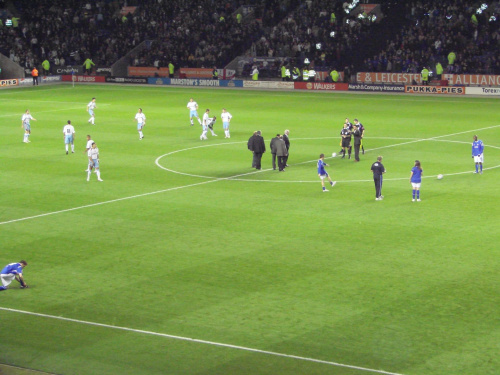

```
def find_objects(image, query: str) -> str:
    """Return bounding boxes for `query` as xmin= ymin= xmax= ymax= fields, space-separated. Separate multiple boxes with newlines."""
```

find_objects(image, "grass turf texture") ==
xmin=0 ymin=84 xmax=499 ymax=375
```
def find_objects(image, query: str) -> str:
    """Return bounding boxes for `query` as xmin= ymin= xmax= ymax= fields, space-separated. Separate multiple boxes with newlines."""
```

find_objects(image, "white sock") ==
xmin=65 ymin=144 xmax=68 ymax=151
xmin=87 ymin=170 xmax=91 ymax=179
xmin=211 ymin=130 xmax=216 ymax=135
xmin=198 ymin=119 xmax=202 ymax=125
xmin=71 ymin=145 xmax=74 ymax=152
xmin=97 ymin=170 xmax=101 ymax=179
xmin=139 ymin=131 xmax=143 ymax=138
xmin=190 ymin=119 xmax=194 ymax=125
xmin=23 ymin=134 xmax=27 ymax=142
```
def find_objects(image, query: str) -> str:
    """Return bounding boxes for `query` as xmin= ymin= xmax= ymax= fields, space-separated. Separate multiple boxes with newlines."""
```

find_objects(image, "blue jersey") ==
xmin=472 ymin=140 xmax=484 ymax=156
xmin=411 ymin=166 xmax=423 ymax=183
xmin=1 ymin=262 xmax=23 ymax=275
xmin=317 ymin=159 xmax=327 ymax=175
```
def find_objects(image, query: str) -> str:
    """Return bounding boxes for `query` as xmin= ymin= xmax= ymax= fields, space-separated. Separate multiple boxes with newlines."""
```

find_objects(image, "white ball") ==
xmin=332 ymin=152 xmax=337 ymax=158
xmin=437 ymin=174 xmax=443 ymax=180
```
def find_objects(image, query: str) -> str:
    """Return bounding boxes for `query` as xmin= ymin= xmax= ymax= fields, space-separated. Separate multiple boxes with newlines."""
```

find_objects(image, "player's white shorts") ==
xmin=411 ymin=182 xmax=421 ymax=188
xmin=23 ymin=124 xmax=31 ymax=131
xmin=319 ymin=173 xmax=329 ymax=180
xmin=65 ymin=135 xmax=74 ymax=144
xmin=223 ymin=122 xmax=230 ymax=129
xmin=88 ymin=109 xmax=94 ymax=116
xmin=91 ymin=158 xmax=99 ymax=169
xmin=474 ymin=154 xmax=483 ymax=163
xmin=137 ymin=123 xmax=144 ymax=130
xmin=190 ymin=110 xmax=198 ymax=118
xmin=1 ymin=274 xmax=16 ymax=287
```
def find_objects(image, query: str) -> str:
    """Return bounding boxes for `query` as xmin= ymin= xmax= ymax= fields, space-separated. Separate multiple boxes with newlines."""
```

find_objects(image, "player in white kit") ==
xmin=221 ymin=108 xmax=232 ymax=138
xmin=87 ymin=97 xmax=97 ymax=125
xmin=88 ymin=142 xmax=103 ymax=182
xmin=62 ymin=120 xmax=75 ymax=154
xmin=135 ymin=108 xmax=146 ymax=140
xmin=21 ymin=110 xmax=37 ymax=143
xmin=84 ymin=134 xmax=94 ymax=171
xmin=202 ymin=109 xmax=217 ymax=138
xmin=187 ymin=98 xmax=202 ymax=126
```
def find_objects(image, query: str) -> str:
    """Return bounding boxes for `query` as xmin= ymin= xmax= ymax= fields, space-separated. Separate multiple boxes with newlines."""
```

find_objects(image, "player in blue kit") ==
xmin=472 ymin=135 xmax=484 ymax=174
xmin=317 ymin=153 xmax=336 ymax=192
xmin=0 ymin=260 xmax=28 ymax=290
xmin=409 ymin=160 xmax=423 ymax=201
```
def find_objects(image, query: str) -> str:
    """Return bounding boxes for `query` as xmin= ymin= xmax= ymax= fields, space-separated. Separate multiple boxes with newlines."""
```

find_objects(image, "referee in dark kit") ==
xmin=371 ymin=156 xmax=386 ymax=200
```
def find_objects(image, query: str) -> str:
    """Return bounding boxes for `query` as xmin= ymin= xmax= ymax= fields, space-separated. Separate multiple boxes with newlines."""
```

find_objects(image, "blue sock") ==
xmin=412 ymin=189 xmax=415 ymax=199
xmin=0 ymin=286 xmax=6 ymax=291
xmin=417 ymin=191 xmax=420 ymax=199
xmin=480 ymin=164 xmax=483 ymax=172
xmin=476 ymin=164 xmax=478 ymax=172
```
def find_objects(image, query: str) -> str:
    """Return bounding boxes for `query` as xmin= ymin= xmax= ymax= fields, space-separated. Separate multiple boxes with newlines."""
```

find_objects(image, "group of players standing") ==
xmin=338 ymin=118 xmax=365 ymax=162
xmin=186 ymin=98 xmax=233 ymax=140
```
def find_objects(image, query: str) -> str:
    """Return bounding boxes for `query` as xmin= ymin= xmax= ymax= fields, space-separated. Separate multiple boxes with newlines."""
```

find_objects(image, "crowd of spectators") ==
xmin=0 ymin=0 xmax=138 ymax=70
xmin=0 ymin=0 xmax=498 ymax=77
xmin=251 ymin=0 xmax=377 ymax=73
xmin=362 ymin=0 xmax=500 ymax=74
xmin=129 ymin=0 xmax=268 ymax=69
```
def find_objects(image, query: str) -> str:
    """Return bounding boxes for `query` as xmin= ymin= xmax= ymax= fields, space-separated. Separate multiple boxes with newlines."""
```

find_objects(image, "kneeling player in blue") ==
xmin=317 ymin=153 xmax=336 ymax=192
xmin=410 ymin=160 xmax=423 ymax=201
xmin=0 ymin=260 xmax=28 ymax=290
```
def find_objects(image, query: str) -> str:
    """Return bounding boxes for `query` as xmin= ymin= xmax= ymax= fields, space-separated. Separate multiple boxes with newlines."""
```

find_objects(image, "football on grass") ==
xmin=437 ymin=174 xmax=443 ymax=180
xmin=332 ymin=152 xmax=337 ymax=157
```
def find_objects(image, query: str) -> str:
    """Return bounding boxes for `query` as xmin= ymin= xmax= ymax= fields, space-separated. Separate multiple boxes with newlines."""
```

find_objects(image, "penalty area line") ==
xmin=0 ymin=307 xmax=405 ymax=375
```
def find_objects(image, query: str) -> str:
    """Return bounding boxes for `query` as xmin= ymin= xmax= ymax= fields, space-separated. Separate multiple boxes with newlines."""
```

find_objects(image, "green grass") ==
xmin=0 ymin=84 xmax=499 ymax=375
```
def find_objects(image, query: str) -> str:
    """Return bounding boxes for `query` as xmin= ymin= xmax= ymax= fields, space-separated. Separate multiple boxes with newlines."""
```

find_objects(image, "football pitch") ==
xmin=0 ymin=84 xmax=499 ymax=375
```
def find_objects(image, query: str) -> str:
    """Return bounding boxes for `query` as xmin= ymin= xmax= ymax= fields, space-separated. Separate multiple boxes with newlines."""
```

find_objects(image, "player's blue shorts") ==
xmin=223 ymin=121 xmax=229 ymax=129
xmin=137 ymin=122 xmax=143 ymax=130
xmin=65 ymin=135 xmax=74 ymax=144
xmin=190 ymin=110 xmax=198 ymax=118
xmin=91 ymin=158 xmax=99 ymax=169
xmin=88 ymin=109 xmax=94 ymax=116
xmin=23 ymin=123 xmax=31 ymax=131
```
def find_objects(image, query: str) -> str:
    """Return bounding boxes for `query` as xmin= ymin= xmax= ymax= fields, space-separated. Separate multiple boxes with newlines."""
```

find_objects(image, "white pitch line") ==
xmin=0 ymin=179 xmax=219 ymax=225
xmin=0 ymin=107 xmax=88 ymax=118
xmin=0 ymin=307 xmax=405 ymax=375
xmin=3 ymin=126 xmax=499 ymax=225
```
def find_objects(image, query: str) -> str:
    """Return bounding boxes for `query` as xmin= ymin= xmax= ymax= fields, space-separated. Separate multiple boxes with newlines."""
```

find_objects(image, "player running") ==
xmin=187 ymin=98 xmax=202 ymax=126
xmin=21 ymin=109 xmax=37 ymax=143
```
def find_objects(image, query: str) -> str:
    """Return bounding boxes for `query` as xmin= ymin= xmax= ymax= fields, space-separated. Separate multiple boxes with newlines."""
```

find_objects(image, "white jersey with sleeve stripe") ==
xmin=187 ymin=101 xmax=198 ymax=111
xmin=90 ymin=147 xmax=99 ymax=160
xmin=221 ymin=112 xmax=232 ymax=122
xmin=22 ymin=114 xmax=33 ymax=124
xmin=135 ymin=112 xmax=146 ymax=124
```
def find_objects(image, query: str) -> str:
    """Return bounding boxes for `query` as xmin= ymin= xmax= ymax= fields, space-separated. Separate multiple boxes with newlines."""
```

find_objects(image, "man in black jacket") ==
xmin=248 ymin=130 xmax=266 ymax=170
xmin=352 ymin=124 xmax=362 ymax=162
xmin=270 ymin=134 xmax=280 ymax=170
xmin=283 ymin=129 xmax=290 ymax=167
